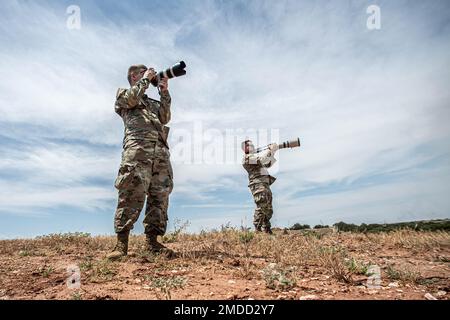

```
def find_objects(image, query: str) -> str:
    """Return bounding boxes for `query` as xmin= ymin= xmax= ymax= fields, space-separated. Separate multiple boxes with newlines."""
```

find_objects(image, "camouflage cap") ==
xmin=127 ymin=64 xmax=148 ymax=84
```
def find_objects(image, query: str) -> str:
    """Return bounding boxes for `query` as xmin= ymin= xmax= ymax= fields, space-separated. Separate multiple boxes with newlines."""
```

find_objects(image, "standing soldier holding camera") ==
xmin=107 ymin=64 xmax=174 ymax=260
xmin=242 ymin=138 xmax=300 ymax=234
xmin=242 ymin=140 xmax=279 ymax=234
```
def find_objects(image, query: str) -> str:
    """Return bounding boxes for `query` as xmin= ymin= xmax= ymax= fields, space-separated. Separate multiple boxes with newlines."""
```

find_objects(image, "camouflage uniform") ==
xmin=242 ymin=149 xmax=276 ymax=231
xmin=114 ymin=76 xmax=173 ymax=236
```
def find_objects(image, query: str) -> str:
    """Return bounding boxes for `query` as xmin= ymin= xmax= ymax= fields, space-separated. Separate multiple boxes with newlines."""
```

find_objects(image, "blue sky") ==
xmin=1 ymin=0 xmax=450 ymax=238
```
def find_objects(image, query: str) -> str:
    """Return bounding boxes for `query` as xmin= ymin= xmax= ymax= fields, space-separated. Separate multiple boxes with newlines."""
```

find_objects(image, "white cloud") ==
xmin=0 ymin=143 xmax=118 ymax=215
xmin=0 ymin=184 xmax=115 ymax=214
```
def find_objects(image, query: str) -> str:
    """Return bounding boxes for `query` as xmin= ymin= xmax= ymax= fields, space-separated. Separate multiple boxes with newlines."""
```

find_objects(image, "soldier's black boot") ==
xmin=107 ymin=231 xmax=129 ymax=260
xmin=264 ymin=227 xmax=273 ymax=235
xmin=145 ymin=234 xmax=175 ymax=257
xmin=254 ymin=226 xmax=262 ymax=232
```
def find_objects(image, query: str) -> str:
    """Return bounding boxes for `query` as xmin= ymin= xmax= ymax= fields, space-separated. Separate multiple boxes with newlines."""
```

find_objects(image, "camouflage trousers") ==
xmin=114 ymin=141 xmax=173 ymax=236
xmin=249 ymin=182 xmax=273 ymax=230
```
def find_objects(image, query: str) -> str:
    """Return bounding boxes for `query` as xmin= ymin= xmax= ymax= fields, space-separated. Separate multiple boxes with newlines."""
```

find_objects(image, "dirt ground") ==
xmin=0 ymin=228 xmax=449 ymax=300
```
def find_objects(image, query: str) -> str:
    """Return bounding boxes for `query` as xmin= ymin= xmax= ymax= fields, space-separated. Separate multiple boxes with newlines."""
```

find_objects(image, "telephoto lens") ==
xmin=278 ymin=138 xmax=301 ymax=150
xmin=151 ymin=61 xmax=187 ymax=86
xmin=255 ymin=137 xmax=301 ymax=153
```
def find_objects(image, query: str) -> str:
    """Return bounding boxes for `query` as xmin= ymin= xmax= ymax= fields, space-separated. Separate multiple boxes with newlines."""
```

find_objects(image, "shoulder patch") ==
xmin=116 ymin=88 xmax=127 ymax=99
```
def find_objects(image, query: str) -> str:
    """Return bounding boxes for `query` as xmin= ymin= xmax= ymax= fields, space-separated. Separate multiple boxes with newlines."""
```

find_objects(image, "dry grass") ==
xmin=1 ymin=228 xmax=449 ymax=300
xmin=172 ymin=228 xmax=450 ymax=286
xmin=375 ymin=230 xmax=450 ymax=249
xmin=385 ymin=264 xmax=421 ymax=284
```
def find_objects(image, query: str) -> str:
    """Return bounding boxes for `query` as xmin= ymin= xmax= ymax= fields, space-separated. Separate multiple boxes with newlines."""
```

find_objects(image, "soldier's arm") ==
xmin=118 ymin=78 xmax=151 ymax=108
xmin=158 ymin=90 xmax=172 ymax=125
xmin=257 ymin=149 xmax=275 ymax=168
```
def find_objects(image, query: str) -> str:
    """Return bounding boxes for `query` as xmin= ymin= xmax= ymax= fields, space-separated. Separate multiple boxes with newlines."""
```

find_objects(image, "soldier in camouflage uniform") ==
xmin=242 ymin=140 xmax=278 ymax=234
xmin=107 ymin=65 xmax=174 ymax=260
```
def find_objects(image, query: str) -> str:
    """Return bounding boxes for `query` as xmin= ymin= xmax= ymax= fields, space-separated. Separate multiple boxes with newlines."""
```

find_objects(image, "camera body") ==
xmin=151 ymin=61 xmax=187 ymax=87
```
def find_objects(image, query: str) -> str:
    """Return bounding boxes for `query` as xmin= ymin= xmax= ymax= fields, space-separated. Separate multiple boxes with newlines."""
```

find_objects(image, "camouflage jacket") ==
xmin=115 ymin=77 xmax=171 ymax=149
xmin=242 ymin=149 xmax=276 ymax=186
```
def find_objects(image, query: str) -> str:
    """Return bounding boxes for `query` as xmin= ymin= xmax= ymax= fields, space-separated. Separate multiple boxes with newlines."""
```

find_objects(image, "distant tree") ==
xmin=290 ymin=223 xmax=310 ymax=230
xmin=314 ymin=225 xmax=329 ymax=229
xmin=333 ymin=222 xmax=358 ymax=232
xmin=331 ymin=219 xmax=450 ymax=233
xmin=358 ymin=223 xmax=368 ymax=232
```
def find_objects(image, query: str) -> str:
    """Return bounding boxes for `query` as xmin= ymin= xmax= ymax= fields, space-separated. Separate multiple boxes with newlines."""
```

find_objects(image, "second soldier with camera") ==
xmin=242 ymin=138 xmax=300 ymax=234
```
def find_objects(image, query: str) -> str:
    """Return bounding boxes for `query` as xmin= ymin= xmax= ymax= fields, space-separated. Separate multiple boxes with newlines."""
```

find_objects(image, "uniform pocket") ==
xmin=250 ymin=183 xmax=268 ymax=194
xmin=114 ymin=164 xmax=136 ymax=190
xmin=254 ymin=191 xmax=269 ymax=204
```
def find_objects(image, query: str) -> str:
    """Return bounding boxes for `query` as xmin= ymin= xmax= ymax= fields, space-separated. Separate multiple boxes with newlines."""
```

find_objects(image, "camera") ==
xmin=256 ymin=138 xmax=301 ymax=153
xmin=278 ymin=138 xmax=301 ymax=150
xmin=150 ymin=61 xmax=187 ymax=87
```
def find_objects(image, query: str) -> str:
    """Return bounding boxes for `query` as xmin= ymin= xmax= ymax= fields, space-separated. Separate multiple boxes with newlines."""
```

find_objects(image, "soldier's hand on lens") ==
xmin=144 ymin=68 xmax=156 ymax=81
xmin=268 ymin=143 xmax=279 ymax=152
xmin=159 ymin=77 xmax=169 ymax=92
